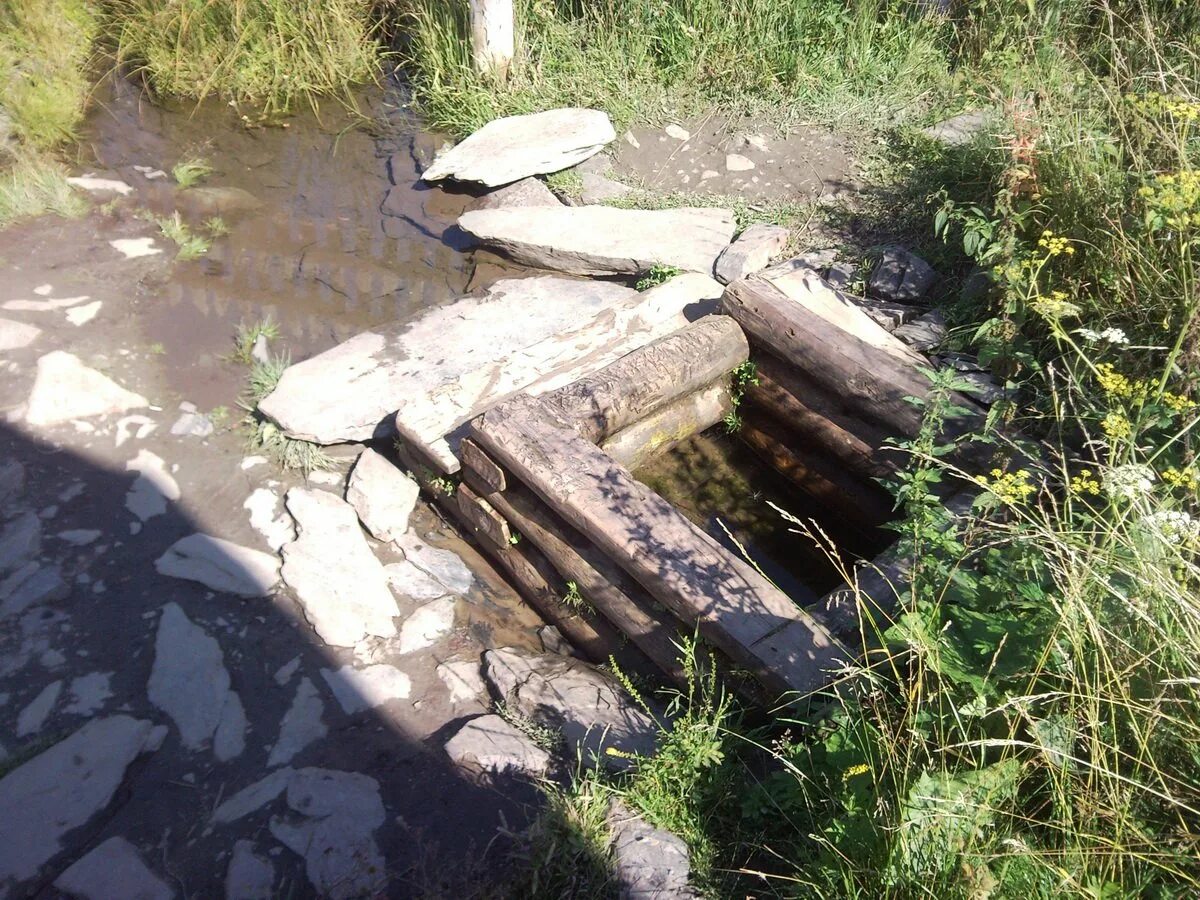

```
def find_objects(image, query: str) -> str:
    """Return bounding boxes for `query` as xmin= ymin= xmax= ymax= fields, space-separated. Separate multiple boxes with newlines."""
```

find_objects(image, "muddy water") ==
xmin=636 ymin=430 xmax=893 ymax=606
xmin=81 ymin=73 xmax=477 ymax=408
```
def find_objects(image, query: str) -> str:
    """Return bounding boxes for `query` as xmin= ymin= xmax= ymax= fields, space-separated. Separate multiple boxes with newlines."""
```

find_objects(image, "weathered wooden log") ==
xmin=601 ymin=381 xmax=733 ymax=471
xmin=542 ymin=315 xmax=749 ymax=443
xmin=738 ymin=412 xmax=896 ymax=528
xmin=456 ymin=482 xmax=512 ymax=551
xmin=723 ymin=265 xmax=982 ymax=439
xmin=469 ymin=472 xmax=693 ymax=686
xmin=460 ymin=438 xmax=506 ymax=493
xmin=470 ymin=394 xmax=847 ymax=699
xmin=396 ymin=439 xmax=659 ymax=679
xmin=468 ymin=0 xmax=515 ymax=80
xmin=743 ymin=359 xmax=893 ymax=482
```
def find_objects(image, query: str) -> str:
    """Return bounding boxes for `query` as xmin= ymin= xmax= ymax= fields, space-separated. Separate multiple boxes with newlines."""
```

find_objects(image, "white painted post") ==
xmin=468 ymin=0 xmax=515 ymax=81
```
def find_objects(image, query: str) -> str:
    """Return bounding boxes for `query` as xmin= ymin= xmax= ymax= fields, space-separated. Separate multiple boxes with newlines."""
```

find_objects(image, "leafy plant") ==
xmin=635 ymin=264 xmax=682 ymax=291
xmin=153 ymin=211 xmax=211 ymax=260
xmin=171 ymin=158 xmax=213 ymax=188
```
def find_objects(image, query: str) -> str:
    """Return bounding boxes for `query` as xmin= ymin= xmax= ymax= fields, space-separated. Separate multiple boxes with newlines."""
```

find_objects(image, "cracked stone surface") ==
xmin=53 ymin=836 xmax=173 ymax=900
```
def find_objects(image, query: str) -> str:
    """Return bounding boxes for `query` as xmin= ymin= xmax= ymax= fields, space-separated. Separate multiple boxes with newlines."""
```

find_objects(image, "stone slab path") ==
xmin=0 ymin=210 xmax=553 ymax=898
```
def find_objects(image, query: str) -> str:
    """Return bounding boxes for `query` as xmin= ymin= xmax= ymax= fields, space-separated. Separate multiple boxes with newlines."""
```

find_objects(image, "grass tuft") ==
xmin=0 ymin=152 xmax=88 ymax=227
xmin=106 ymin=0 xmax=383 ymax=115
xmin=172 ymin=158 xmax=213 ymax=188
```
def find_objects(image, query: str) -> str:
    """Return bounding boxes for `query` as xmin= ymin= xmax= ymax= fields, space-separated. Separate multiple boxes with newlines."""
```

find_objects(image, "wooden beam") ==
xmin=542 ymin=316 xmax=748 ymax=443
xmin=470 ymin=394 xmax=847 ymax=699
xmin=468 ymin=0 xmax=515 ymax=80
xmin=601 ymin=381 xmax=733 ymax=471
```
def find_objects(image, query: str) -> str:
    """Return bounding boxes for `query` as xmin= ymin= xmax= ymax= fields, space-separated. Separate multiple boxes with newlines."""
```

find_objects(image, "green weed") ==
xmin=543 ymin=168 xmax=583 ymax=202
xmin=238 ymin=353 xmax=333 ymax=475
xmin=106 ymin=0 xmax=382 ymax=115
xmin=634 ymin=264 xmax=681 ymax=291
xmin=153 ymin=211 xmax=211 ymax=260
xmin=231 ymin=318 xmax=281 ymax=365
xmin=0 ymin=152 xmax=87 ymax=227
xmin=171 ymin=158 xmax=212 ymax=188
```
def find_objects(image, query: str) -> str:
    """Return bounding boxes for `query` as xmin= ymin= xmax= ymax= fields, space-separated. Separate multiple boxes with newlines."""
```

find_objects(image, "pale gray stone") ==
xmin=170 ymin=408 xmax=214 ymax=438
xmin=437 ymin=657 xmax=485 ymax=705
xmin=395 ymin=533 xmax=473 ymax=595
xmin=243 ymin=488 xmax=294 ymax=552
xmin=321 ymin=664 xmax=411 ymax=715
xmin=16 ymin=680 xmax=61 ymax=736
xmin=345 ymin=449 xmax=419 ymax=541
xmin=383 ymin=561 xmax=448 ymax=602
xmin=259 ymin=276 xmax=712 ymax=472
xmin=847 ymin=295 xmax=918 ymax=331
xmin=65 ymin=175 xmax=133 ymax=196
xmin=155 ymin=534 xmax=280 ymax=598
xmin=178 ymin=186 xmax=261 ymax=219
xmin=268 ymin=677 xmax=326 ymax=767
xmin=664 ymin=124 xmax=690 ymax=141
xmin=714 ymin=224 xmax=789 ymax=284
xmin=24 ymin=351 xmax=148 ymax=427
xmin=269 ymin=768 xmax=387 ymax=900
xmin=457 ymin=206 xmax=735 ymax=277
xmin=225 ymin=840 xmax=274 ymax=900
xmin=0 ymin=511 xmax=41 ymax=575
xmin=398 ymin=596 xmax=457 ymax=654
xmin=580 ymin=172 xmax=632 ymax=204
xmin=607 ymin=799 xmax=696 ymax=899
xmin=484 ymin=648 xmax=658 ymax=769
xmin=63 ymin=672 xmax=113 ymax=716
xmin=58 ymin=529 xmax=101 ymax=545
xmin=444 ymin=714 xmax=551 ymax=778
xmin=725 ymin=153 xmax=755 ymax=171
xmin=281 ymin=489 xmax=398 ymax=647
xmin=476 ymin=177 xmax=562 ymax=210
xmin=0 ymin=562 xmax=68 ymax=618
xmin=923 ymin=109 xmax=992 ymax=146
xmin=214 ymin=692 xmax=247 ymax=762
xmin=125 ymin=449 xmax=180 ymax=522
xmin=148 ymin=603 xmax=238 ymax=753
xmin=869 ymin=247 xmax=936 ymax=303
xmin=53 ymin=836 xmax=173 ymax=900
xmin=893 ymin=310 xmax=947 ymax=351
xmin=65 ymin=300 xmax=102 ymax=326
xmin=0 ymin=459 xmax=24 ymax=507
xmin=273 ymin=656 xmax=301 ymax=686
xmin=0 ymin=318 xmax=40 ymax=351
xmin=423 ymin=108 xmax=615 ymax=187
xmin=211 ymin=769 xmax=295 ymax=824
xmin=0 ymin=716 xmax=165 ymax=884
xmin=539 ymin=625 xmax=573 ymax=656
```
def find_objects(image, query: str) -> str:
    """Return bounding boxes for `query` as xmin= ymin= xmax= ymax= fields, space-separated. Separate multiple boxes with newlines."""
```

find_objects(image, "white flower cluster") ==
xmin=1077 ymin=326 xmax=1129 ymax=345
xmin=1103 ymin=464 xmax=1156 ymax=500
xmin=1143 ymin=510 xmax=1200 ymax=543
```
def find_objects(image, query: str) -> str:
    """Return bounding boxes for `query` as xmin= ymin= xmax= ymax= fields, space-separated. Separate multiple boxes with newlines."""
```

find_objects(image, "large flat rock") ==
xmin=0 ymin=716 xmax=165 ymax=886
xmin=422 ymin=108 xmax=614 ymax=187
xmin=25 ymin=351 xmax=148 ymax=428
xmin=280 ymin=489 xmax=399 ymax=647
xmin=456 ymin=205 xmax=735 ymax=276
xmin=259 ymin=275 xmax=721 ymax=471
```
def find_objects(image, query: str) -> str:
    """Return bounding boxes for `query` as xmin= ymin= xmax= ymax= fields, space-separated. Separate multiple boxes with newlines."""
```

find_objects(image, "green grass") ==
xmin=172 ymin=158 xmax=213 ymax=188
xmin=152 ymin=211 xmax=211 ymax=261
xmin=396 ymin=0 xmax=953 ymax=137
xmin=0 ymin=0 xmax=98 ymax=149
xmin=231 ymin=317 xmax=281 ymax=365
xmin=106 ymin=0 xmax=383 ymax=115
xmin=237 ymin=352 xmax=333 ymax=475
xmin=0 ymin=152 xmax=88 ymax=227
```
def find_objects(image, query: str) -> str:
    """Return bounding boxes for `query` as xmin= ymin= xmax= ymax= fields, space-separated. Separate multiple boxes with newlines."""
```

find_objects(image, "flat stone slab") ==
xmin=25 ymin=351 xmax=148 ymax=427
xmin=321 ymin=664 xmax=411 ymax=714
xmin=345 ymin=448 xmax=419 ymax=542
xmin=260 ymin=275 xmax=720 ymax=471
xmin=281 ymin=488 xmax=398 ymax=647
xmin=0 ymin=716 xmax=165 ymax=886
xmin=422 ymin=108 xmax=615 ymax=187
xmin=444 ymin=714 xmax=551 ymax=779
xmin=457 ymin=205 xmax=735 ymax=277
xmin=53 ymin=836 xmax=173 ymax=900
xmin=268 ymin=677 xmax=326 ymax=767
xmin=0 ymin=318 xmax=40 ymax=351
xmin=476 ymin=177 xmax=562 ymax=210
xmin=155 ymin=533 xmax=280 ymax=597
xmin=715 ymin=223 xmax=789 ymax=285
xmin=484 ymin=648 xmax=658 ymax=769
xmin=607 ymin=800 xmax=696 ymax=899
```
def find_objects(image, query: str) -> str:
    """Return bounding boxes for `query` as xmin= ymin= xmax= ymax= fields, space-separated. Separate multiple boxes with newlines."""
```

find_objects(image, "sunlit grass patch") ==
xmin=107 ymin=0 xmax=383 ymax=115
xmin=0 ymin=152 xmax=88 ymax=227
xmin=172 ymin=158 xmax=213 ymax=188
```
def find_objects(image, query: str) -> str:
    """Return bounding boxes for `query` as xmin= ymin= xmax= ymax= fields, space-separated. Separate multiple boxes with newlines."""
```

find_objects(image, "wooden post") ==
xmin=469 ymin=0 xmax=515 ymax=81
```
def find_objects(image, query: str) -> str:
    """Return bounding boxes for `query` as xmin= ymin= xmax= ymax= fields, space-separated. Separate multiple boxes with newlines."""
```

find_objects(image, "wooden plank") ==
xmin=542 ymin=316 xmax=748 ymax=443
xmin=468 ymin=0 xmax=515 ymax=80
xmin=460 ymin=438 xmax=506 ymax=493
xmin=471 ymin=395 xmax=847 ymax=699
xmin=723 ymin=268 xmax=982 ymax=439
xmin=600 ymin=381 xmax=733 ymax=471
xmin=456 ymin=483 xmax=512 ymax=550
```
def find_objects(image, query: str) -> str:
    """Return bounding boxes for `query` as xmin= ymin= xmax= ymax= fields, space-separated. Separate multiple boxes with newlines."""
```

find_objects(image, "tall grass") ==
xmin=498 ymin=3 xmax=1200 ymax=896
xmin=395 ymin=0 xmax=953 ymax=135
xmin=106 ymin=0 xmax=383 ymax=114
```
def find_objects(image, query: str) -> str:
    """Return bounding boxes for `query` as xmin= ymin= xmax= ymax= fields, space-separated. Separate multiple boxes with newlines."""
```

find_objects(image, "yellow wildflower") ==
xmin=1101 ymin=412 xmax=1132 ymax=439
xmin=1037 ymin=229 xmax=1076 ymax=256
xmin=1162 ymin=467 xmax=1200 ymax=492
xmin=1163 ymin=391 xmax=1197 ymax=413
xmin=979 ymin=468 xmax=1037 ymax=504
xmin=1095 ymin=363 xmax=1138 ymax=399
xmin=1070 ymin=469 xmax=1102 ymax=496
xmin=842 ymin=763 xmax=871 ymax=780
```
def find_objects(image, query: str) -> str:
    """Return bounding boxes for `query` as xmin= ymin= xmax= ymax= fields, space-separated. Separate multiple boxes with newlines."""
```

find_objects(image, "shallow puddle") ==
xmin=635 ymin=429 xmax=893 ymax=606
xmin=80 ymin=73 xmax=477 ymax=408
